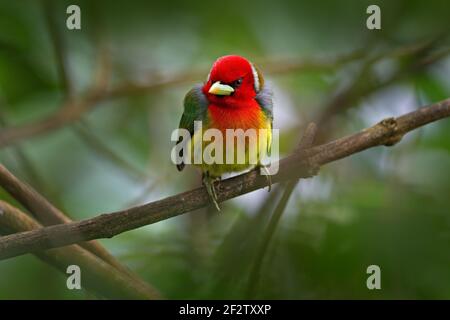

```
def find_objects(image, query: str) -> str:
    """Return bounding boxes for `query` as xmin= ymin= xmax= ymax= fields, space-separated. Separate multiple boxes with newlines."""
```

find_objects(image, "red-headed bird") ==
xmin=176 ymin=55 xmax=273 ymax=210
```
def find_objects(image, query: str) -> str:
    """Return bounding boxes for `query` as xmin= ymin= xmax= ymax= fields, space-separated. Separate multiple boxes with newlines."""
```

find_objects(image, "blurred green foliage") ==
xmin=0 ymin=0 xmax=449 ymax=299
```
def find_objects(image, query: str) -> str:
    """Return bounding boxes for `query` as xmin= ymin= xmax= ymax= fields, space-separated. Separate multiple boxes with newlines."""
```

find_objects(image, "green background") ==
xmin=0 ymin=0 xmax=449 ymax=299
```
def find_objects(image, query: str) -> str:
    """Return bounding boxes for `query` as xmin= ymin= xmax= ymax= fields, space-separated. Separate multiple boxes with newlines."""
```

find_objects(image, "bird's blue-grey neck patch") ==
xmin=250 ymin=63 xmax=260 ymax=93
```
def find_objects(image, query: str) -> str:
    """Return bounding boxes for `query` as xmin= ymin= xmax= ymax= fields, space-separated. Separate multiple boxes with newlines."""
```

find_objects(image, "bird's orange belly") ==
xmin=188 ymin=104 xmax=272 ymax=177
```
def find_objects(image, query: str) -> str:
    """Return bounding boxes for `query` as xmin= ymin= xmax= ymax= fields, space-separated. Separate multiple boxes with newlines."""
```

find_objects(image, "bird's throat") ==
xmin=207 ymin=101 xmax=268 ymax=131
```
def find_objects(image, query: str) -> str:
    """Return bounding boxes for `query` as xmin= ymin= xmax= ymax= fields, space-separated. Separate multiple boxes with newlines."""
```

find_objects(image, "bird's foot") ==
xmin=259 ymin=165 xmax=272 ymax=192
xmin=202 ymin=173 xmax=221 ymax=211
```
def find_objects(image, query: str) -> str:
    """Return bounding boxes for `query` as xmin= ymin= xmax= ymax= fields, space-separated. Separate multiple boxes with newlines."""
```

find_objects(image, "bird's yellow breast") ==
xmin=187 ymin=106 xmax=272 ymax=178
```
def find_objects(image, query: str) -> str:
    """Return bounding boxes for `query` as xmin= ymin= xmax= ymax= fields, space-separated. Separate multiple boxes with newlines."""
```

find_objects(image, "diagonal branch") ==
xmin=0 ymin=98 xmax=448 ymax=260
xmin=0 ymin=201 xmax=160 ymax=299
xmin=246 ymin=123 xmax=318 ymax=298
xmin=0 ymin=163 xmax=162 ymax=297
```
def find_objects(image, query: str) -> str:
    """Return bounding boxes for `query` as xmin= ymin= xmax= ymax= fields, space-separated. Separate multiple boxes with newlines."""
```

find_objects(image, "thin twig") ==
xmin=1 ymin=42 xmax=447 ymax=149
xmin=0 ymin=50 xmax=371 ymax=148
xmin=316 ymin=42 xmax=447 ymax=131
xmin=0 ymin=110 xmax=44 ymax=189
xmin=246 ymin=123 xmax=318 ymax=298
xmin=0 ymin=44 xmax=109 ymax=148
xmin=43 ymin=0 xmax=74 ymax=98
xmin=73 ymin=121 xmax=149 ymax=183
xmin=0 ymin=98 xmax=448 ymax=260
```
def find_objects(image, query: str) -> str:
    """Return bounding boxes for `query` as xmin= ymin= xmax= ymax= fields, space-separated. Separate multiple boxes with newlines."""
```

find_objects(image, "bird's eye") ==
xmin=232 ymin=78 xmax=243 ymax=88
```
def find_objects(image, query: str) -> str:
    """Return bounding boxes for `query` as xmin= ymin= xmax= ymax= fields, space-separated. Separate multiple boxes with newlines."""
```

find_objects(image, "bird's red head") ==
xmin=203 ymin=55 xmax=263 ymax=108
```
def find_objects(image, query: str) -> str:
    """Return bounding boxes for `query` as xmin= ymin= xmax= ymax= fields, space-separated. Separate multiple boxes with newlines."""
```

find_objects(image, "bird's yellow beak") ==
xmin=208 ymin=81 xmax=234 ymax=96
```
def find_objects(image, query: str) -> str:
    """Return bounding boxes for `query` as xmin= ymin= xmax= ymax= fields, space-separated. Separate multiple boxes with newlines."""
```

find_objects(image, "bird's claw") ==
xmin=259 ymin=165 xmax=272 ymax=192
xmin=203 ymin=174 xmax=221 ymax=211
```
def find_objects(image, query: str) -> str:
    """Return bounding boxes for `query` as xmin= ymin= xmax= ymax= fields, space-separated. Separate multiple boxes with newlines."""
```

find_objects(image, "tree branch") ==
xmin=0 ymin=201 xmax=160 ymax=299
xmin=0 ymin=50 xmax=367 ymax=148
xmin=246 ymin=122 xmax=318 ymax=298
xmin=0 ymin=163 xmax=162 ymax=297
xmin=0 ymin=98 xmax=448 ymax=260
xmin=1 ymin=42 xmax=446 ymax=149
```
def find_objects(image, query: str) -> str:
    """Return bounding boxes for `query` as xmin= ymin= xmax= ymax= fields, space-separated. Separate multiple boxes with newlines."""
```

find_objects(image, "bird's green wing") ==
xmin=176 ymin=84 xmax=209 ymax=171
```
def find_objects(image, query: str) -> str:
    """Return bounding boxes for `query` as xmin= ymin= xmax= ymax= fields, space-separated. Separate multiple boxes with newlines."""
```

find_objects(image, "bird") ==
xmin=176 ymin=55 xmax=273 ymax=210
